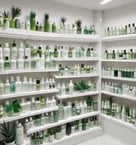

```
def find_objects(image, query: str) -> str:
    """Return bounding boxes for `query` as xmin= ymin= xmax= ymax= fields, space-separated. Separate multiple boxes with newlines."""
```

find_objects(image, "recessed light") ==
xmin=100 ymin=0 xmax=112 ymax=5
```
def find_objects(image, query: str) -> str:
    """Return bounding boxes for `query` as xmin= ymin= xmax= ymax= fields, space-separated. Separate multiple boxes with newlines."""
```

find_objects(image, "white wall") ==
xmin=0 ymin=0 xmax=94 ymax=27
xmin=103 ymin=2 xmax=136 ymax=28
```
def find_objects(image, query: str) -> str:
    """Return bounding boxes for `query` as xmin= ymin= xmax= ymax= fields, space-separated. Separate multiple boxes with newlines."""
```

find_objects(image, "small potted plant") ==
xmin=76 ymin=20 xmax=82 ymax=34
xmin=30 ymin=11 xmax=36 ymax=30
xmin=44 ymin=13 xmax=50 ymax=32
xmin=12 ymin=99 xmax=21 ymax=116
xmin=2 ymin=11 xmax=10 ymax=29
xmin=60 ymin=17 xmax=66 ymax=33
xmin=0 ymin=121 xmax=15 ymax=145
xmin=10 ymin=6 xmax=21 ymax=28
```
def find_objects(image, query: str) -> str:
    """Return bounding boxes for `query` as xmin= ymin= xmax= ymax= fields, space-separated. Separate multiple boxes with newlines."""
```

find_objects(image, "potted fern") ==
xmin=10 ymin=6 xmax=21 ymax=28
xmin=0 ymin=121 xmax=16 ymax=145
xmin=44 ymin=13 xmax=50 ymax=32
xmin=2 ymin=11 xmax=10 ymax=29
xmin=30 ymin=11 xmax=36 ymax=30
xmin=76 ymin=20 xmax=82 ymax=34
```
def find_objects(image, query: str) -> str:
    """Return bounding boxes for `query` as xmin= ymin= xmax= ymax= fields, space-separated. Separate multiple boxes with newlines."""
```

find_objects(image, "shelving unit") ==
xmin=55 ymin=74 xmax=99 ymax=79
xmin=0 ymin=27 xmax=102 ymax=145
xmin=0 ymin=106 xmax=58 ymax=123
xmin=101 ymin=91 xmax=136 ymax=101
xmin=56 ymin=91 xmax=99 ymax=99
xmin=0 ymin=89 xmax=58 ymax=100
xmin=102 ymin=114 xmax=136 ymax=132
xmin=102 ymin=76 xmax=136 ymax=82
xmin=27 ymin=111 xmax=99 ymax=135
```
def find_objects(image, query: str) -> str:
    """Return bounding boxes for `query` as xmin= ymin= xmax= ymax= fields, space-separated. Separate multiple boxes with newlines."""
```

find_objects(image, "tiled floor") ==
xmin=77 ymin=134 xmax=131 ymax=145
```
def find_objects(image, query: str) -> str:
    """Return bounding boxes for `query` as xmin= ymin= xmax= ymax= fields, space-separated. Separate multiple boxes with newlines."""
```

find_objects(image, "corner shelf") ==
xmin=27 ymin=111 xmax=99 ymax=135
xmin=55 ymin=74 xmax=99 ymax=79
xmin=101 ymin=91 xmax=136 ymax=101
xmin=0 ymin=69 xmax=58 ymax=75
xmin=102 ymin=114 xmax=136 ymax=132
xmin=0 ymin=106 xmax=58 ymax=124
xmin=102 ymin=33 xmax=136 ymax=42
xmin=56 ymin=91 xmax=99 ymax=99
xmin=0 ymin=28 xmax=99 ymax=42
xmin=0 ymin=89 xmax=58 ymax=100
xmin=53 ymin=58 xmax=99 ymax=62
xmin=102 ymin=76 xmax=136 ymax=82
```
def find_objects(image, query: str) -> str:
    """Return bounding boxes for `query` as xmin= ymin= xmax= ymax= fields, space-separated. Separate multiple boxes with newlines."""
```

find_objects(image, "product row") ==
xmin=57 ymin=80 xmax=97 ymax=96
xmin=103 ymin=49 xmax=136 ymax=60
xmin=0 ymin=76 xmax=56 ymax=95
xmin=0 ymin=6 xmax=96 ymax=35
xmin=102 ymin=67 xmax=136 ymax=79
xmin=101 ymin=99 xmax=136 ymax=126
xmin=0 ymin=96 xmax=98 ymax=119
xmin=102 ymin=81 xmax=136 ymax=97
xmin=104 ymin=23 xmax=136 ymax=37
xmin=29 ymin=116 xmax=98 ymax=145
xmin=58 ymin=64 xmax=97 ymax=76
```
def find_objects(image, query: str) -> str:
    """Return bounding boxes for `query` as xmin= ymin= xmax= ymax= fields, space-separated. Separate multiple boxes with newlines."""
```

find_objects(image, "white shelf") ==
xmin=27 ymin=111 xmax=99 ymax=135
xmin=0 ymin=89 xmax=58 ymax=100
xmin=102 ymin=114 xmax=136 ymax=132
xmin=0 ymin=107 xmax=58 ymax=124
xmin=101 ymin=91 xmax=136 ymax=101
xmin=23 ymin=127 xmax=103 ymax=145
xmin=0 ymin=69 xmax=58 ymax=75
xmin=0 ymin=28 xmax=99 ymax=42
xmin=56 ymin=91 xmax=99 ymax=99
xmin=44 ymin=127 xmax=103 ymax=145
xmin=53 ymin=58 xmax=99 ymax=62
xmin=55 ymin=74 xmax=99 ymax=79
xmin=102 ymin=76 xmax=136 ymax=82
xmin=102 ymin=59 xmax=136 ymax=63
xmin=102 ymin=33 xmax=136 ymax=42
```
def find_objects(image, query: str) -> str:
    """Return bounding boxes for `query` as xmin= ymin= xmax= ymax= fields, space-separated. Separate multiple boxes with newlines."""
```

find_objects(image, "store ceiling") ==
xmin=51 ymin=0 xmax=136 ymax=10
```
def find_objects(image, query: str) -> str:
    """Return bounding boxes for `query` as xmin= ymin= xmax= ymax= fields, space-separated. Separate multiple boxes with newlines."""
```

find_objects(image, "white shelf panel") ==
xmin=27 ymin=111 xmax=99 ymax=135
xmin=56 ymin=91 xmax=99 ymax=99
xmin=0 ymin=107 xmax=58 ymax=124
xmin=101 ymin=91 xmax=136 ymax=101
xmin=23 ymin=127 xmax=103 ymax=145
xmin=53 ymin=58 xmax=99 ymax=62
xmin=102 ymin=76 xmax=136 ymax=82
xmin=102 ymin=59 xmax=136 ymax=63
xmin=102 ymin=33 xmax=136 ymax=42
xmin=0 ymin=28 xmax=99 ymax=42
xmin=55 ymin=74 xmax=99 ymax=79
xmin=102 ymin=114 xmax=136 ymax=132
xmin=0 ymin=69 xmax=58 ymax=75
xmin=0 ymin=89 xmax=58 ymax=100
xmin=45 ymin=127 xmax=103 ymax=145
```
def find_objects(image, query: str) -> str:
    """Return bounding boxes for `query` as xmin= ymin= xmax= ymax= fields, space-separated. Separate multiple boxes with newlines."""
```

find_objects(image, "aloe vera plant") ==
xmin=74 ymin=80 xmax=90 ymax=91
xmin=0 ymin=121 xmax=15 ymax=143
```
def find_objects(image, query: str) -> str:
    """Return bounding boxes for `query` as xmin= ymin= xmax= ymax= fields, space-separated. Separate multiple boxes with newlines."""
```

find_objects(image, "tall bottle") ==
xmin=10 ymin=77 xmax=15 ymax=93
xmin=15 ymin=122 xmax=24 ymax=145
xmin=0 ymin=80 xmax=4 ymax=95
xmin=69 ymin=80 xmax=74 ymax=94
xmin=4 ymin=78 xmax=10 ymax=94
xmin=0 ymin=44 xmax=4 ymax=71
xmin=11 ymin=40 xmax=17 ymax=59
xmin=3 ymin=43 xmax=10 ymax=58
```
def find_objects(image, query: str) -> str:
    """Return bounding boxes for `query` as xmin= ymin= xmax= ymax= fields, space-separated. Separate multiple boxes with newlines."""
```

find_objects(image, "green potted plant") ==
xmin=76 ymin=20 xmax=82 ymax=34
xmin=0 ymin=121 xmax=16 ymax=145
xmin=61 ymin=17 xmax=66 ymax=33
xmin=12 ymin=99 xmax=21 ymax=116
xmin=2 ymin=11 xmax=10 ymax=29
xmin=30 ymin=11 xmax=36 ymax=30
xmin=10 ymin=6 xmax=21 ymax=28
xmin=74 ymin=80 xmax=90 ymax=92
xmin=44 ymin=13 xmax=50 ymax=32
